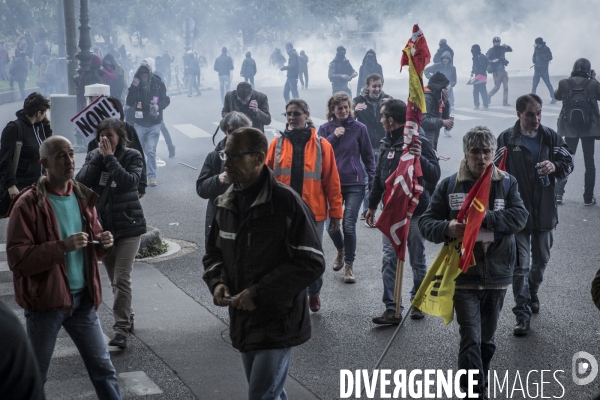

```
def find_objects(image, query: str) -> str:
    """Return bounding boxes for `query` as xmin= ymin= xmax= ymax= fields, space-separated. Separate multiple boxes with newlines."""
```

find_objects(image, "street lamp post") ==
xmin=75 ymin=0 xmax=94 ymax=77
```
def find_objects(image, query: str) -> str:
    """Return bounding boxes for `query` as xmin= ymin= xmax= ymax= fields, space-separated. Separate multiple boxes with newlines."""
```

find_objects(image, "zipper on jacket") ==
xmin=482 ymin=252 xmax=487 ymax=286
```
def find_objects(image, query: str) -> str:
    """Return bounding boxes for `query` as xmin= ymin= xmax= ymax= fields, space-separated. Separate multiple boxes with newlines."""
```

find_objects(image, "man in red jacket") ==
xmin=7 ymin=136 xmax=121 ymax=399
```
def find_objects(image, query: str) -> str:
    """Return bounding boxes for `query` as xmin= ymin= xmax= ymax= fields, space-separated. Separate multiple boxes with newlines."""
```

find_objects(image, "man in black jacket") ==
xmin=125 ymin=59 xmax=170 ymax=187
xmin=433 ymin=39 xmax=454 ymax=65
xmin=221 ymin=82 xmax=271 ymax=133
xmin=495 ymin=94 xmax=574 ymax=336
xmin=366 ymin=99 xmax=440 ymax=324
xmin=531 ymin=37 xmax=556 ymax=104
xmin=281 ymin=42 xmax=299 ymax=102
xmin=203 ymin=127 xmax=325 ymax=400
xmin=486 ymin=37 xmax=513 ymax=106
xmin=422 ymin=72 xmax=453 ymax=150
xmin=299 ymin=50 xmax=309 ymax=89
xmin=470 ymin=44 xmax=489 ymax=110
xmin=328 ymin=46 xmax=357 ymax=96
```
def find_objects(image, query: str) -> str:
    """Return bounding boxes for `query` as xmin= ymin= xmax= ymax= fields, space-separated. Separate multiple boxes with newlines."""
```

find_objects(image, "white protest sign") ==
xmin=70 ymin=95 xmax=120 ymax=143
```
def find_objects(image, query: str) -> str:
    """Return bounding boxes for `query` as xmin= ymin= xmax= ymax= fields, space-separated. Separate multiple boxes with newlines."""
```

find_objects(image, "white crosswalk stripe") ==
xmin=452 ymin=114 xmax=481 ymax=121
xmin=454 ymin=107 xmax=516 ymax=119
xmin=172 ymin=124 xmax=213 ymax=138
xmin=487 ymin=106 xmax=559 ymax=117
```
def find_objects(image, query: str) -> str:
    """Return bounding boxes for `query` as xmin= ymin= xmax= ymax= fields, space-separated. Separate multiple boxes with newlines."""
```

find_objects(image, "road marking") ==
xmin=487 ymin=106 xmax=559 ymax=116
xmin=454 ymin=107 xmax=516 ymax=119
xmin=0 ymin=261 xmax=8 ymax=272
xmin=172 ymin=124 xmax=213 ymax=138
xmin=451 ymin=114 xmax=480 ymax=121
xmin=311 ymin=117 xmax=327 ymax=127
xmin=119 ymin=371 xmax=163 ymax=395
xmin=267 ymin=120 xmax=287 ymax=132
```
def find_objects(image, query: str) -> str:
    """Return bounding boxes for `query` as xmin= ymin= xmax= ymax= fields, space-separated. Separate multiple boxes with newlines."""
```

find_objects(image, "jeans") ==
xmin=362 ymin=151 xmax=379 ymax=215
xmin=135 ymin=123 xmax=161 ymax=180
xmin=326 ymin=185 xmax=365 ymax=263
xmin=299 ymin=70 xmax=308 ymax=88
xmin=307 ymin=220 xmax=325 ymax=298
xmin=188 ymin=73 xmax=201 ymax=96
xmin=0 ymin=59 xmax=8 ymax=80
xmin=25 ymin=290 xmax=121 ymax=399
xmin=333 ymin=86 xmax=352 ymax=97
xmin=488 ymin=70 xmax=509 ymax=104
xmin=244 ymin=76 xmax=255 ymax=87
xmin=241 ymin=348 xmax=292 ymax=400
xmin=532 ymin=66 xmax=555 ymax=100
xmin=219 ymin=74 xmax=230 ymax=104
xmin=512 ymin=230 xmax=553 ymax=322
xmin=381 ymin=216 xmax=427 ymax=312
xmin=454 ymin=288 xmax=507 ymax=395
xmin=555 ymin=137 xmax=596 ymax=201
xmin=103 ymin=235 xmax=141 ymax=336
xmin=449 ymin=86 xmax=455 ymax=111
xmin=283 ymin=78 xmax=299 ymax=103
xmin=473 ymin=83 xmax=489 ymax=108
xmin=10 ymin=78 xmax=26 ymax=99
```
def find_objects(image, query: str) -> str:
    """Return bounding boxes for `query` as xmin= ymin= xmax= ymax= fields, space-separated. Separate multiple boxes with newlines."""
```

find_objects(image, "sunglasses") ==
xmin=285 ymin=112 xmax=304 ymax=117
xmin=469 ymin=148 xmax=494 ymax=156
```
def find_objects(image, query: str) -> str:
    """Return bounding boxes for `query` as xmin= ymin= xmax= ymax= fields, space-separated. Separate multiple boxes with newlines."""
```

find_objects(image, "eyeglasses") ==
xmin=219 ymin=151 xmax=260 ymax=161
xmin=469 ymin=148 xmax=493 ymax=156
xmin=285 ymin=111 xmax=304 ymax=117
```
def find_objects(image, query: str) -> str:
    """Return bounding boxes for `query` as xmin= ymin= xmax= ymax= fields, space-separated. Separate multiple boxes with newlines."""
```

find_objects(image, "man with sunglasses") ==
xmin=203 ymin=127 xmax=325 ymax=400
xmin=495 ymin=94 xmax=573 ymax=336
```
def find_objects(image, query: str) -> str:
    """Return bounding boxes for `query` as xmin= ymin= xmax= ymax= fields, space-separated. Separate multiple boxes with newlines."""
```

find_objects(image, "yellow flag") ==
xmin=411 ymin=237 xmax=462 ymax=325
xmin=403 ymin=47 xmax=427 ymax=113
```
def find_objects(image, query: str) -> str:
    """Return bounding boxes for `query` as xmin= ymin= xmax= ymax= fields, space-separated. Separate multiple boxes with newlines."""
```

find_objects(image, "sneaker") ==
xmin=409 ymin=307 xmax=425 ymax=320
xmin=308 ymin=296 xmax=320 ymax=312
xmin=550 ymin=99 xmax=557 ymax=104
xmin=584 ymin=197 xmax=597 ymax=206
xmin=359 ymin=211 xmax=366 ymax=220
xmin=149 ymin=179 xmax=157 ymax=187
xmin=343 ymin=262 xmax=355 ymax=283
xmin=530 ymin=293 xmax=540 ymax=314
xmin=168 ymin=145 xmax=176 ymax=158
xmin=109 ymin=333 xmax=127 ymax=348
xmin=372 ymin=309 xmax=402 ymax=325
xmin=482 ymin=106 xmax=489 ymax=110
xmin=503 ymin=103 xmax=511 ymax=107
xmin=333 ymin=248 xmax=345 ymax=271
xmin=556 ymin=195 xmax=563 ymax=205
xmin=513 ymin=320 xmax=530 ymax=336
xmin=473 ymin=106 xmax=480 ymax=110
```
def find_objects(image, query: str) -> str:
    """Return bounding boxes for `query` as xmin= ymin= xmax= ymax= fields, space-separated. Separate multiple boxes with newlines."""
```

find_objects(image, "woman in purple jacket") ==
xmin=318 ymin=92 xmax=376 ymax=283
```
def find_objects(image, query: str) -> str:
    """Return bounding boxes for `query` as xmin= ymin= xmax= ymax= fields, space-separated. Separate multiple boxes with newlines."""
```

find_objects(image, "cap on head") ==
xmin=535 ymin=37 xmax=544 ymax=45
xmin=285 ymin=42 xmax=293 ymax=50
xmin=439 ymin=39 xmax=447 ymax=45
xmin=336 ymin=46 xmax=346 ymax=55
xmin=222 ymin=47 xmax=227 ymax=54
xmin=493 ymin=36 xmax=501 ymax=43
xmin=471 ymin=44 xmax=481 ymax=52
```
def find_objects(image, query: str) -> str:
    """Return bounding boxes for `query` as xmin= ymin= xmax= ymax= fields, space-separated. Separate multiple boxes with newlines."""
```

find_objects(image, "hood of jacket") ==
xmin=362 ymin=49 xmax=379 ymax=65
xmin=359 ymin=86 xmax=388 ymax=102
xmin=427 ymin=71 xmax=450 ymax=92
xmin=107 ymin=95 xmax=125 ymax=121
xmin=214 ymin=137 xmax=227 ymax=152
xmin=441 ymin=51 xmax=453 ymax=62
xmin=15 ymin=109 xmax=34 ymax=127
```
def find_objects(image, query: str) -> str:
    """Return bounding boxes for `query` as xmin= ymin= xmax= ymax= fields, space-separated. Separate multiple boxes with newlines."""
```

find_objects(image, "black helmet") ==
xmin=572 ymin=58 xmax=592 ymax=76
xmin=493 ymin=36 xmax=501 ymax=43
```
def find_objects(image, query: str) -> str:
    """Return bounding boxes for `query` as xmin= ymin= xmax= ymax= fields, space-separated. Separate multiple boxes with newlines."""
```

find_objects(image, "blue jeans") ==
xmin=219 ymin=74 xmax=230 ymax=104
xmin=241 ymin=348 xmax=292 ymax=400
xmin=307 ymin=220 xmax=325 ymax=298
xmin=326 ymin=185 xmax=365 ymax=263
xmin=454 ymin=289 xmax=507 ymax=395
xmin=381 ymin=216 xmax=427 ymax=312
xmin=362 ymin=151 xmax=380 ymax=214
xmin=283 ymin=78 xmax=299 ymax=103
xmin=512 ymin=230 xmax=553 ymax=322
xmin=25 ymin=290 xmax=121 ymax=399
xmin=532 ymin=66 xmax=555 ymax=100
xmin=135 ymin=123 xmax=161 ymax=180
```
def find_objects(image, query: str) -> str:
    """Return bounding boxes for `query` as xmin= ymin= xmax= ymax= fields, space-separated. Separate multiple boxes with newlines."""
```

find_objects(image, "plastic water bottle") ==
xmin=535 ymin=163 xmax=550 ymax=186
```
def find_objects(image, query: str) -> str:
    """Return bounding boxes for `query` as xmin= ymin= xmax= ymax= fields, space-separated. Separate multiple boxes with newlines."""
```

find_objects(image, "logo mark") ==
xmin=572 ymin=351 xmax=598 ymax=385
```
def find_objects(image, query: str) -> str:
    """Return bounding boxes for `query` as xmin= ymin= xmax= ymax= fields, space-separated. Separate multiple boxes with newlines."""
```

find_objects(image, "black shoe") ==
xmin=109 ymin=333 xmax=127 ymax=348
xmin=530 ymin=293 xmax=540 ymax=314
xmin=409 ymin=307 xmax=425 ymax=320
xmin=373 ymin=309 xmax=402 ymax=325
xmin=513 ymin=320 xmax=530 ymax=336
xmin=168 ymin=145 xmax=176 ymax=158
xmin=584 ymin=197 xmax=596 ymax=206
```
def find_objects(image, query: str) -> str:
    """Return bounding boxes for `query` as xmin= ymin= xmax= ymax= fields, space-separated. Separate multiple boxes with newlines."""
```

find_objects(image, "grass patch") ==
xmin=136 ymin=239 xmax=169 ymax=259
xmin=0 ymin=64 xmax=41 ymax=93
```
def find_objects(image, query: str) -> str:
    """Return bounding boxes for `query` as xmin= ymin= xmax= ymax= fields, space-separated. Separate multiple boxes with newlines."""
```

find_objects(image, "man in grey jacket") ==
xmin=281 ymin=42 xmax=299 ymax=102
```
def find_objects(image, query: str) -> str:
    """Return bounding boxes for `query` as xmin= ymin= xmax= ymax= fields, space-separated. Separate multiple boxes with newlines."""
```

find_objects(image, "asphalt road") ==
xmin=1 ymin=72 xmax=600 ymax=400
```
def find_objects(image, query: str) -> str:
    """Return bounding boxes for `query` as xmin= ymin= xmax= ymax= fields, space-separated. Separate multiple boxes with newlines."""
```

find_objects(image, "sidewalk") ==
xmin=0 ymin=240 xmax=319 ymax=399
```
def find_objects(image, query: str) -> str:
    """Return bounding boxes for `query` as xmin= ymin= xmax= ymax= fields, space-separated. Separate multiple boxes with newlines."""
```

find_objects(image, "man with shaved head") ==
xmin=6 ymin=136 xmax=121 ymax=399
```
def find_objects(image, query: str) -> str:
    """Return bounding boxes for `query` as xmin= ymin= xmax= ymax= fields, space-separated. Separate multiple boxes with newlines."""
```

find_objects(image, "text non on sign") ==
xmin=70 ymin=95 xmax=120 ymax=143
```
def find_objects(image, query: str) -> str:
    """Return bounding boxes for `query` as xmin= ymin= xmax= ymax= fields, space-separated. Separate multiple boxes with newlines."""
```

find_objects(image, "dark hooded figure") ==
xmin=357 ymin=49 xmax=383 ymax=92
xmin=421 ymin=71 xmax=451 ymax=151
xmin=531 ymin=37 xmax=556 ymax=103
xmin=470 ymin=44 xmax=489 ymax=110
xmin=433 ymin=39 xmax=454 ymax=65
xmin=425 ymin=51 xmax=457 ymax=109
xmin=299 ymin=50 xmax=309 ymax=89
xmin=240 ymin=51 xmax=257 ymax=87
xmin=87 ymin=96 xmax=147 ymax=197
xmin=270 ymin=48 xmax=285 ymax=69
xmin=328 ymin=46 xmax=357 ymax=96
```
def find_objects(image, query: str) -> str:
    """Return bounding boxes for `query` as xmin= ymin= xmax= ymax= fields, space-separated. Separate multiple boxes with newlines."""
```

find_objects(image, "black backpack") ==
xmin=564 ymin=79 xmax=593 ymax=128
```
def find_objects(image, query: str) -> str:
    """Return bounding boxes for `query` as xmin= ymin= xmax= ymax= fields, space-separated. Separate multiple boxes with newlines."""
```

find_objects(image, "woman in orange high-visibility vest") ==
xmin=266 ymin=99 xmax=343 ymax=313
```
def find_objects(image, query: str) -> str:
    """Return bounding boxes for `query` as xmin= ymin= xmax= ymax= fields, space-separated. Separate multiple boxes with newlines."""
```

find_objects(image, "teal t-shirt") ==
xmin=47 ymin=192 xmax=86 ymax=293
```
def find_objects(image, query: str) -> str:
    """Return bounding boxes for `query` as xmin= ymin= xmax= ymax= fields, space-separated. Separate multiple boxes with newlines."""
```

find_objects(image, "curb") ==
xmin=0 ymin=87 xmax=41 ymax=105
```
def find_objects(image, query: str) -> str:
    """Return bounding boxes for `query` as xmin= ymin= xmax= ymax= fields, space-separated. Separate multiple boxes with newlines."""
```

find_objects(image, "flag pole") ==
xmin=394 ymin=259 xmax=404 ymax=319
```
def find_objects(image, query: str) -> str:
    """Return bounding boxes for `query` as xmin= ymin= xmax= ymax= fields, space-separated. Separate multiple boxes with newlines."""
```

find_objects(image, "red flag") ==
xmin=456 ymin=164 xmax=493 ymax=272
xmin=376 ymin=25 xmax=429 ymax=261
xmin=498 ymin=147 xmax=508 ymax=171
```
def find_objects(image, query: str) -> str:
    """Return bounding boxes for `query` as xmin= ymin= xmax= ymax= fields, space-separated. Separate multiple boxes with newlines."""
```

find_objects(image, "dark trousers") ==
xmin=10 ymin=78 xmax=26 ymax=99
xmin=160 ymin=121 xmax=174 ymax=149
xmin=532 ymin=66 xmax=555 ymax=100
xmin=244 ymin=76 xmax=255 ymax=87
xmin=283 ymin=78 xmax=299 ymax=103
xmin=454 ymin=288 xmax=507 ymax=395
xmin=555 ymin=136 xmax=596 ymax=201
xmin=473 ymin=83 xmax=489 ymax=107
xmin=299 ymin=70 xmax=308 ymax=88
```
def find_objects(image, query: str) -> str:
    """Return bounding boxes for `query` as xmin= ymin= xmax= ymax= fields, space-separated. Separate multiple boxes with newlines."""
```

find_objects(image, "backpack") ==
xmin=564 ymin=79 xmax=593 ymax=129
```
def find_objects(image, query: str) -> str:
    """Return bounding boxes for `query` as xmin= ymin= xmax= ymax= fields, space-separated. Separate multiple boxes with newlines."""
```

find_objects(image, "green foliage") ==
xmin=136 ymin=239 xmax=169 ymax=259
